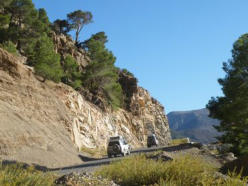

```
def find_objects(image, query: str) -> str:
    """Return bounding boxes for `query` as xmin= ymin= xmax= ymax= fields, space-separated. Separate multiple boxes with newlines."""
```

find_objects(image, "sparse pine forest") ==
xmin=0 ymin=0 xmax=126 ymax=109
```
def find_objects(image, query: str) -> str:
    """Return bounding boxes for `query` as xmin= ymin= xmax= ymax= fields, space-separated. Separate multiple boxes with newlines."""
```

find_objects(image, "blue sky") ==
xmin=33 ymin=0 xmax=248 ymax=113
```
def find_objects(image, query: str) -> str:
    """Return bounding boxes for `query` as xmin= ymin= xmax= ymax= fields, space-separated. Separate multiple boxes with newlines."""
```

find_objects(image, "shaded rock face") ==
xmin=79 ymin=88 xmax=108 ymax=112
xmin=0 ymin=48 xmax=171 ymax=167
xmin=118 ymin=70 xmax=138 ymax=111
xmin=51 ymin=32 xmax=89 ymax=69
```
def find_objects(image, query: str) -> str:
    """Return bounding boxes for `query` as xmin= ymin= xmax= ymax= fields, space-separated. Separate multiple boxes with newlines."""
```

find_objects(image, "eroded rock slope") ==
xmin=0 ymin=48 xmax=171 ymax=167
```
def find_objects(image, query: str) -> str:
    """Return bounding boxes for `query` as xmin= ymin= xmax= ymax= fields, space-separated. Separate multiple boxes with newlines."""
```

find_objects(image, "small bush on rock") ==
xmin=0 ymin=41 xmax=18 ymax=55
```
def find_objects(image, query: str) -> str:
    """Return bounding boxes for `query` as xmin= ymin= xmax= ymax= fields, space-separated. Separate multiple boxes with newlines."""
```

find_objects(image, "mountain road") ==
xmin=51 ymin=143 xmax=199 ymax=174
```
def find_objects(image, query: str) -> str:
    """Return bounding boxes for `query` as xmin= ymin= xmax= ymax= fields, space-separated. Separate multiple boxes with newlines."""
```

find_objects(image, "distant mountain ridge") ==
xmin=168 ymin=108 xmax=221 ymax=144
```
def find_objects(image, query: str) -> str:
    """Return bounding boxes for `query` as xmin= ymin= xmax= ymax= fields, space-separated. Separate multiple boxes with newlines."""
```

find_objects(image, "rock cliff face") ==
xmin=0 ymin=48 xmax=171 ymax=167
xmin=67 ymin=85 xmax=171 ymax=150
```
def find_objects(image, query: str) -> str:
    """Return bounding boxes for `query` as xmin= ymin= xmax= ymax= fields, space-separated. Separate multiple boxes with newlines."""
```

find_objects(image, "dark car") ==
xmin=147 ymin=134 xmax=159 ymax=148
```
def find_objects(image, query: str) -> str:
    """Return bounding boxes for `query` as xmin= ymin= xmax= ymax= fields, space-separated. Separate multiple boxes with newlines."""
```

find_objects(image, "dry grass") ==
xmin=0 ymin=162 xmax=56 ymax=186
xmin=96 ymin=154 xmax=248 ymax=186
xmin=170 ymin=138 xmax=190 ymax=146
xmin=80 ymin=146 xmax=106 ymax=158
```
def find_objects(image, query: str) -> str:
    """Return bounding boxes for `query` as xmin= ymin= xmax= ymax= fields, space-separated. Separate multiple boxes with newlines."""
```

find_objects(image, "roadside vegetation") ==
xmin=0 ymin=162 xmax=56 ymax=186
xmin=96 ymin=154 xmax=248 ymax=186
xmin=207 ymin=33 xmax=248 ymax=156
xmin=170 ymin=138 xmax=190 ymax=146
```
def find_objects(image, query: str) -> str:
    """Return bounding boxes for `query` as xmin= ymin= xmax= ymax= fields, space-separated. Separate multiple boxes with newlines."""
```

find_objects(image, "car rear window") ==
xmin=148 ymin=136 xmax=154 ymax=140
xmin=108 ymin=141 xmax=119 ymax=146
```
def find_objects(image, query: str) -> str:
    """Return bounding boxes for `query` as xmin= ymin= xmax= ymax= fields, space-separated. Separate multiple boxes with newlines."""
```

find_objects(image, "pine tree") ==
xmin=67 ymin=10 xmax=93 ymax=45
xmin=82 ymin=32 xmax=123 ymax=109
xmin=207 ymin=33 xmax=248 ymax=155
xmin=52 ymin=19 xmax=70 ymax=34
xmin=34 ymin=34 xmax=63 ymax=82
xmin=2 ymin=0 xmax=51 ymax=54
xmin=6 ymin=0 xmax=37 ymax=49
xmin=0 ymin=0 xmax=12 ymax=43
xmin=62 ymin=55 xmax=82 ymax=89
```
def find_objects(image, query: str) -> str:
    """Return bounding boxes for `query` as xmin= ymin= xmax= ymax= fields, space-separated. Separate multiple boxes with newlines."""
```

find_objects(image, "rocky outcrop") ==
xmin=0 ymin=48 xmax=171 ymax=167
xmin=51 ymin=32 xmax=89 ymax=69
xmin=118 ymin=70 xmax=138 ymax=111
xmin=59 ymin=82 xmax=171 ymax=150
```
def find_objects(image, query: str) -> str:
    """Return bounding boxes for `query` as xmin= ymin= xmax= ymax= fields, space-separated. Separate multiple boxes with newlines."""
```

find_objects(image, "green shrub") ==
xmin=96 ymin=154 xmax=248 ymax=186
xmin=122 ymin=68 xmax=134 ymax=77
xmin=0 ymin=162 xmax=56 ymax=186
xmin=0 ymin=41 xmax=18 ymax=55
xmin=0 ymin=14 xmax=10 ymax=27
xmin=62 ymin=55 xmax=82 ymax=89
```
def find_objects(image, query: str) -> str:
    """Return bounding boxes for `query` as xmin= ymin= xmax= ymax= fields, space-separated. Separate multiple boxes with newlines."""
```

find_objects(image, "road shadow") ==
xmin=1 ymin=160 xmax=49 ymax=172
xmin=78 ymin=154 xmax=100 ymax=162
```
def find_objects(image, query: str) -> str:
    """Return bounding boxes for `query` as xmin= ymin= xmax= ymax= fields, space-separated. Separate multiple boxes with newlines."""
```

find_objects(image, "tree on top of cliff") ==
xmin=34 ymin=34 xmax=63 ymax=82
xmin=82 ymin=32 xmax=123 ymax=109
xmin=67 ymin=10 xmax=93 ymax=45
xmin=52 ymin=19 xmax=70 ymax=34
xmin=7 ymin=0 xmax=35 ymax=25
xmin=207 ymin=33 xmax=248 ymax=156
xmin=6 ymin=0 xmax=37 ymax=49
xmin=36 ymin=8 xmax=51 ymax=33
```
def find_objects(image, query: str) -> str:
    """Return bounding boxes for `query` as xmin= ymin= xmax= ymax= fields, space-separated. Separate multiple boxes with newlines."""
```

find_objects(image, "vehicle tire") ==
xmin=113 ymin=144 xmax=120 ymax=152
